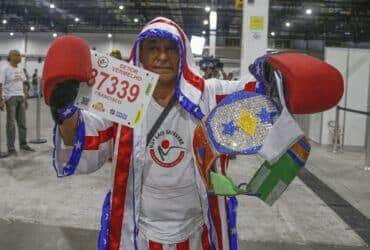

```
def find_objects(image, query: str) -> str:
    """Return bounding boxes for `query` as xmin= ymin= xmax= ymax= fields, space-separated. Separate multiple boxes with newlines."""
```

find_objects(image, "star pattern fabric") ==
xmin=223 ymin=120 xmax=238 ymax=136
xmin=257 ymin=107 xmax=278 ymax=124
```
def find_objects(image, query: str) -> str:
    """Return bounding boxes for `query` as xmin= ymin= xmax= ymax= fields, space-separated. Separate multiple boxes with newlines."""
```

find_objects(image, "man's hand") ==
xmin=50 ymin=80 xmax=80 ymax=124
xmin=0 ymin=99 xmax=4 ymax=111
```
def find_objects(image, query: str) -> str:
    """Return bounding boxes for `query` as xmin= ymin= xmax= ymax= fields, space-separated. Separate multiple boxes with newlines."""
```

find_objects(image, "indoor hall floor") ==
xmin=0 ymin=98 xmax=368 ymax=250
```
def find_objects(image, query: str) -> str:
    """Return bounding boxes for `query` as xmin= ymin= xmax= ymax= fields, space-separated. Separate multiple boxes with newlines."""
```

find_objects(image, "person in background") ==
xmin=203 ymin=63 xmax=220 ymax=79
xmin=32 ymin=69 xmax=39 ymax=97
xmin=0 ymin=50 xmax=34 ymax=156
xmin=110 ymin=49 xmax=123 ymax=60
xmin=23 ymin=68 xmax=31 ymax=96
xmin=220 ymin=68 xmax=234 ymax=80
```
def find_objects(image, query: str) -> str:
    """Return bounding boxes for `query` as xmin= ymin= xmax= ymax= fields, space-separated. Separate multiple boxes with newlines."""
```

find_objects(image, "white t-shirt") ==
xmin=0 ymin=64 xmax=25 ymax=100
xmin=138 ymin=98 xmax=204 ymax=244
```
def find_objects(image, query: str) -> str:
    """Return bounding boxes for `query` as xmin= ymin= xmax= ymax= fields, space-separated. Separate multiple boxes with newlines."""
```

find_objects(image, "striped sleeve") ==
xmin=54 ymin=110 xmax=114 ymax=176
xmin=202 ymin=73 xmax=256 ymax=114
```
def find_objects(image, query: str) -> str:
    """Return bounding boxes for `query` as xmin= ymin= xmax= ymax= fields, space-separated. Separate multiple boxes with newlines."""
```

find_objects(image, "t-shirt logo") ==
xmin=14 ymin=75 xmax=23 ymax=82
xmin=148 ymin=130 xmax=186 ymax=168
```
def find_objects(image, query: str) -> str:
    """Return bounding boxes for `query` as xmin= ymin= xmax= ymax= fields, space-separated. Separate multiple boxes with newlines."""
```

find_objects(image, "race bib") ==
xmin=76 ymin=51 xmax=159 ymax=127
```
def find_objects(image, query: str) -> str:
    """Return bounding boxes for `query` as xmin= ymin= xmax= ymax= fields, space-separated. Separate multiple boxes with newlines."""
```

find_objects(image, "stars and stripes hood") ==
xmin=129 ymin=17 xmax=206 ymax=120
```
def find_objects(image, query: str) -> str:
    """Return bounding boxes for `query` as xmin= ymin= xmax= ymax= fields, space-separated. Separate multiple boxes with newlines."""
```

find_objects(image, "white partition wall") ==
xmin=0 ymin=32 xmax=25 ymax=55
xmin=27 ymin=33 xmax=54 ymax=56
xmin=73 ymin=33 xmax=113 ymax=53
xmin=113 ymin=34 xmax=137 ymax=58
xmin=320 ymin=48 xmax=349 ymax=145
xmin=308 ymin=47 xmax=370 ymax=147
xmin=344 ymin=49 xmax=370 ymax=146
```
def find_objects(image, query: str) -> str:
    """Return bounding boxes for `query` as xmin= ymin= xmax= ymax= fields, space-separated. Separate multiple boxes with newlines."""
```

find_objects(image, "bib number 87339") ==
xmin=87 ymin=68 xmax=140 ymax=103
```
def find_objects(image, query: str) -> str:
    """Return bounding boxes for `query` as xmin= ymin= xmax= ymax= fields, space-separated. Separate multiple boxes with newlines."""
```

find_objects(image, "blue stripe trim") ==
xmin=249 ymin=54 xmax=269 ymax=95
xmin=132 ymin=134 xmax=138 ymax=250
xmin=298 ymin=138 xmax=311 ymax=153
xmin=227 ymin=197 xmax=239 ymax=250
xmin=57 ymin=102 xmax=78 ymax=121
xmin=175 ymin=87 xmax=204 ymax=120
xmin=287 ymin=149 xmax=305 ymax=168
xmin=98 ymin=191 xmax=111 ymax=250
xmin=207 ymin=194 xmax=217 ymax=250
xmin=52 ymin=109 xmax=85 ymax=177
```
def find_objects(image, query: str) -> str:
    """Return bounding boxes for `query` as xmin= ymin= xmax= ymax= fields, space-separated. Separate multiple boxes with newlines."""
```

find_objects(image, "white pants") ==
xmin=137 ymin=225 xmax=211 ymax=250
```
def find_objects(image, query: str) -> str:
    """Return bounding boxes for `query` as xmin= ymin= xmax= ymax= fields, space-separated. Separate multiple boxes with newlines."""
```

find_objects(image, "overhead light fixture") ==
xmin=203 ymin=19 xmax=208 ymax=25
xmin=210 ymin=11 xmax=217 ymax=30
xmin=2 ymin=19 xmax=7 ymax=24
xmin=108 ymin=33 xmax=112 ymax=38
xmin=30 ymin=26 xmax=35 ymax=31
xmin=10 ymin=32 xmax=14 ymax=36
xmin=202 ymin=30 xmax=206 ymax=35
xmin=285 ymin=22 xmax=291 ymax=27
xmin=119 ymin=5 xmax=124 ymax=10
xmin=74 ymin=17 xmax=79 ymax=22
xmin=270 ymin=31 xmax=275 ymax=36
xmin=305 ymin=8 xmax=312 ymax=15
xmin=50 ymin=3 xmax=55 ymax=9
xmin=205 ymin=6 xmax=211 ymax=12
xmin=190 ymin=35 xmax=205 ymax=55
xmin=53 ymin=33 xmax=57 ymax=38
xmin=134 ymin=18 xmax=139 ymax=23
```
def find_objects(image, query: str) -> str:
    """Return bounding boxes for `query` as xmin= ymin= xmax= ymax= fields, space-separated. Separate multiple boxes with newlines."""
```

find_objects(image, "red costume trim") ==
xmin=108 ymin=126 xmax=133 ymax=250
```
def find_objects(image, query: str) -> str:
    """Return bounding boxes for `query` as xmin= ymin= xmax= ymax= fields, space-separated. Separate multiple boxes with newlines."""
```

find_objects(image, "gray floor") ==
xmin=0 ymin=98 xmax=369 ymax=250
xmin=0 ymin=219 xmax=368 ymax=250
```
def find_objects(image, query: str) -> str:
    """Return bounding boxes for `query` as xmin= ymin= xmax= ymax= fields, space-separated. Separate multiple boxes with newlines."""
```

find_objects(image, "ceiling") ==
xmin=0 ymin=0 xmax=369 ymax=46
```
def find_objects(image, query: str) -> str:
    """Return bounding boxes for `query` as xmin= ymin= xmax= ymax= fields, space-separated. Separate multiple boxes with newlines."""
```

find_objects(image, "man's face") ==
xmin=9 ymin=51 xmax=21 ymax=65
xmin=140 ymin=38 xmax=179 ymax=85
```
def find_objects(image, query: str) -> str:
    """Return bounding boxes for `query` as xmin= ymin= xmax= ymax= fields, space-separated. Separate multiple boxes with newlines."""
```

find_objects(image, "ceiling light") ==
xmin=305 ymin=9 xmax=312 ymax=15
xmin=108 ymin=33 xmax=112 ymax=38
xmin=285 ymin=22 xmax=291 ymax=27
xmin=74 ymin=17 xmax=79 ymax=22
xmin=30 ymin=26 xmax=35 ymax=31
xmin=53 ymin=33 xmax=57 ymax=38
xmin=2 ymin=19 xmax=7 ymax=24
xmin=270 ymin=31 xmax=275 ymax=36
xmin=210 ymin=11 xmax=217 ymax=30
xmin=134 ymin=18 xmax=139 ymax=23
xmin=202 ymin=30 xmax=206 ymax=35
xmin=10 ymin=32 xmax=14 ymax=36
xmin=119 ymin=5 xmax=124 ymax=10
xmin=50 ymin=3 xmax=55 ymax=9
xmin=205 ymin=6 xmax=211 ymax=12
xmin=203 ymin=19 xmax=208 ymax=25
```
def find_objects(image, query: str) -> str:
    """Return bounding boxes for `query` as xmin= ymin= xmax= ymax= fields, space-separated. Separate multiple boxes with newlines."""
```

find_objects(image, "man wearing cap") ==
xmin=0 ymin=50 xmax=34 ymax=156
xmin=110 ymin=49 xmax=123 ymax=60
xmin=44 ymin=17 xmax=342 ymax=250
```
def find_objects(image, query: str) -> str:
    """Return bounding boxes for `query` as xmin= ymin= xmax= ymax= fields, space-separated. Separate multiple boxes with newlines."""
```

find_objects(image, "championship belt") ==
xmin=193 ymin=76 xmax=311 ymax=206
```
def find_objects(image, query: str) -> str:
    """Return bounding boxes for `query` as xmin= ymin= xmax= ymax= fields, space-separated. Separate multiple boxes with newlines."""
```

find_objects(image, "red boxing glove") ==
xmin=42 ymin=35 xmax=92 ymax=106
xmin=267 ymin=53 xmax=344 ymax=114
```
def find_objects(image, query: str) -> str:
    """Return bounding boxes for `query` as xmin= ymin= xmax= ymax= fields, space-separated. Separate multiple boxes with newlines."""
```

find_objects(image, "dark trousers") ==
xmin=5 ymin=96 xmax=27 ymax=151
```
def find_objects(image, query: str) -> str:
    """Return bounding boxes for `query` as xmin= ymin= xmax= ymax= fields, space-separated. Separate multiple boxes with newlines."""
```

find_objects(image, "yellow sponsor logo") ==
xmin=92 ymin=102 xmax=105 ymax=112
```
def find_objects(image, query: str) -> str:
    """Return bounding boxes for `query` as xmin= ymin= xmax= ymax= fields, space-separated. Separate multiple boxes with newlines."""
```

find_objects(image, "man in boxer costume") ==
xmin=43 ymin=17 xmax=342 ymax=250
